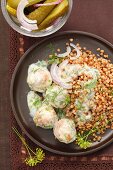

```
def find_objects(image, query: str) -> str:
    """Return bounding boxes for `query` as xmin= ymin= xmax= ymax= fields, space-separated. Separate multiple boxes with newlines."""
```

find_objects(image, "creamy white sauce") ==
xmin=45 ymin=84 xmax=70 ymax=108
xmin=27 ymin=91 xmax=42 ymax=117
xmin=58 ymin=63 xmax=100 ymax=88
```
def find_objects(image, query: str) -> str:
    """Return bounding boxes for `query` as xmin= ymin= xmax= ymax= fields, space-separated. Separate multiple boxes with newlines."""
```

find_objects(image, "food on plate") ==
xmin=6 ymin=0 xmax=69 ymax=31
xmin=33 ymin=104 xmax=58 ymax=128
xmin=53 ymin=118 xmax=76 ymax=143
xmin=38 ymin=0 xmax=69 ymax=30
xmin=45 ymin=84 xmax=70 ymax=108
xmin=27 ymin=60 xmax=52 ymax=92
xmin=27 ymin=39 xmax=113 ymax=149
xmin=27 ymin=91 xmax=42 ymax=117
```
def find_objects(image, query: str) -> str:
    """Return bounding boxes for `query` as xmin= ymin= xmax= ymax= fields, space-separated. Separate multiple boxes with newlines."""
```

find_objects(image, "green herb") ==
xmin=43 ymin=125 xmax=53 ymax=129
xmin=76 ymin=115 xmax=107 ymax=149
xmin=76 ymin=133 xmax=92 ymax=149
xmin=44 ymin=87 xmax=63 ymax=104
xmin=44 ymin=91 xmax=59 ymax=104
xmin=65 ymin=95 xmax=71 ymax=105
xmin=32 ymin=67 xmax=39 ymax=73
xmin=85 ymin=79 xmax=97 ymax=90
xmin=12 ymin=127 xmax=45 ymax=167
xmin=48 ymin=54 xmax=62 ymax=65
xmin=47 ymin=43 xmax=62 ymax=65
xmin=36 ymin=60 xmax=48 ymax=68
xmin=32 ymin=61 xmax=48 ymax=73
xmin=33 ymin=98 xmax=42 ymax=108
xmin=76 ymin=127 xmax=97 ymax=149
xmin=55 ymin=108 xmax=66 ymax=119
xmin=76 ymin=100 xmax=85 ymax=111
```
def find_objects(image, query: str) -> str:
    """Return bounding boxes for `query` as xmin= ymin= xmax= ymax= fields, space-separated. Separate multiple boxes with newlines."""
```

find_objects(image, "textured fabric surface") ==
xmin=0 ymin=9 xmax=11 ymax=170
xmin=1 ymin=0 xmax=113 ymax=169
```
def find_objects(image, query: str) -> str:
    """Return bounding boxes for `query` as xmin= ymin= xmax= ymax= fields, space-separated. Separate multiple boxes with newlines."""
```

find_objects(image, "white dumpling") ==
xmin=45 ymin=84 xmax=70 ymax=108
xmin=27 ymin=91 xmax=42 ymax=117
xmin=53 ymin=118 xmax=76 ymax=144
xmin=27 ymin=61 xmax=52 ymax=92
xmin=33 ymin=104 xmax=58 ymax=129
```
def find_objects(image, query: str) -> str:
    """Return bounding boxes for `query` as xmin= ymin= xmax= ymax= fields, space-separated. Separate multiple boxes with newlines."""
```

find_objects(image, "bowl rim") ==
xmin=1 ymin=0 xmax=73 ymax=37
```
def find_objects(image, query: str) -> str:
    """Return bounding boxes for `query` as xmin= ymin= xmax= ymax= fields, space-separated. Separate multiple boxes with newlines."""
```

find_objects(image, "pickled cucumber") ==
xmin=7 ymin=0 xmax=43 ymax=9
xmin=39 ymin=0 xmax=68 ymax=30
xmin=28 ymin=0 xmax=57 ymax=25
xmin=7 ymin=0 xmax=20 ymax=9
xmin=6 ymin=4 xmax=17 ymax=16
xmin=28 ymin=0 xmax=44 ymax=6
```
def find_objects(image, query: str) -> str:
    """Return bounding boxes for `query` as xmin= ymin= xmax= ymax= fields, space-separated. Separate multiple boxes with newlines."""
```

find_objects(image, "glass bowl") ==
xmin=1 ymin=0 xmax=73 ymax=37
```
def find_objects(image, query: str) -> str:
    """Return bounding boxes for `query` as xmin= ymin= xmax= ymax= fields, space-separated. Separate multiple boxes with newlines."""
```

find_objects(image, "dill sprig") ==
xmin=55 ymin=108 xmax=66 ymax=119
xmin=76 ymin=127 xmax=97 ymax=149
xmin=12 ymin=127 xmax=45 ymax=167
xmin=76 ymin=118 xmax=104 ymax=149
xmin=47 ymin=43 xmax=62 ymax=65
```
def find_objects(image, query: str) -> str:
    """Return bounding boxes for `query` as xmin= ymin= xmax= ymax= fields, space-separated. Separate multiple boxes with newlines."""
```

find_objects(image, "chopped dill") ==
xmin=47 ymin=43 xmax=62 ymax=65
xmin=55 ymin=108 xmax=66 ymax=119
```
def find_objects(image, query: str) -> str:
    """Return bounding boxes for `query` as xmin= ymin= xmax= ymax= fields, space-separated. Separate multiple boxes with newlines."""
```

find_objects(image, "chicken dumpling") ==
xmin=27 ymin=91 xmax=42 ymax=117
xmin=45 ymin=84 xmax=70 ymax=108
xmin=27 ymin=61 xmax=52 ymax=92
xmin=53 ymin=118 xmax=76 ymax=144
xmin=33 ymin=104 xmax=58 ymax=129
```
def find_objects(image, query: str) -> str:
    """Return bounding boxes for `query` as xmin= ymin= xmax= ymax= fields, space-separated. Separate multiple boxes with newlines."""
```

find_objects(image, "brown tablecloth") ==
xmin=1 ymin=0 xmax=113 ymax=170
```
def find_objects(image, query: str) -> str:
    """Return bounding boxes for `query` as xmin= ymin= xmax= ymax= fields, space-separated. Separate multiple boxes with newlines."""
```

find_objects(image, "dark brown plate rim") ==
xmin=10 ymin=31 xmax=113 ymax=156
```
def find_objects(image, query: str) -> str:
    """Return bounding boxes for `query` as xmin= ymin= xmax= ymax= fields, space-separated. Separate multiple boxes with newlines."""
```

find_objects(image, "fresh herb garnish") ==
xmin=76 ymin=115 xmax=107 ymax=149
xmin=76 ymin=132 xmax=92 ymax=149
xmin=33 ymin=98 xmax=42 ymax=108
xmin=48 ymin=56 xmax=61 ymax=65
xmin=85 ymin=79 xmax=97 ymax=90
xmin=76 ymin=100 xmax=85 ymax=111
xmin=36 ymin=60 xmax=48 ymax=68
xmin=31 ymin=61 xmax=48 ymax=73
xmin=55 ymin=108 xmax=66 ymax=119
xmin=12 ymin=127 xmax=45 ymax=167
xmin=44 ymin=86 xmax=63 ymax=104
xmin=44 ymin=91 xmax=59 ymax=104
xmin=47 ymin=43 xmax=62 ymax=65
xmin=65 ymin=95 xmax=71 ymax=105
xmin=76 ymin=127 xmax=97 ymax=149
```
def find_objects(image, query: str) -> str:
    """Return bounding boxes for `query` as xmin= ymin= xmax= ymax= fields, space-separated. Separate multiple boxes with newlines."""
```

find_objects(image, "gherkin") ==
xmin=27 ymin=0 xmax=57 ymax=25
xmin=6 ymin=4 xmax=17 ymax=16
xmin=7 ymin=0 xmax=44 ymax=9
xmin=28 ymin=0 xmax=44 ymax=6
xmin=39 ymin=0 xmax=69 ymax=30
xmin=7 ymin=0 xmax=20 ymax=9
